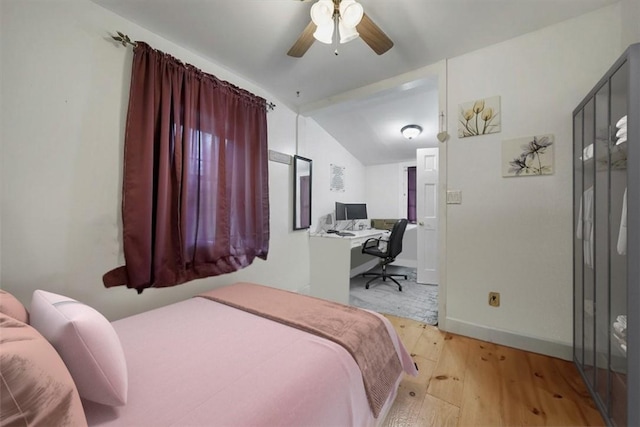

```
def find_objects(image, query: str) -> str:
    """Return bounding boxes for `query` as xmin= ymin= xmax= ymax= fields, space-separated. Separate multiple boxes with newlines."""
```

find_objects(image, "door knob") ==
xmin=419 ymin=221 xmax=424 ymax=226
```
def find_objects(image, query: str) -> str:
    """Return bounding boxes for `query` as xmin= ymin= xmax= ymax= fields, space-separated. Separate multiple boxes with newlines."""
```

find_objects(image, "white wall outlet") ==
xmin=446 ymin=190 xmax=462 ymax=204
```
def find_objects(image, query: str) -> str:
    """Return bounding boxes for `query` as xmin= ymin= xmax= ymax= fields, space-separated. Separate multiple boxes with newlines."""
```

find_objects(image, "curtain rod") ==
xmin=111 ymin=31 xmax=276 ymax=112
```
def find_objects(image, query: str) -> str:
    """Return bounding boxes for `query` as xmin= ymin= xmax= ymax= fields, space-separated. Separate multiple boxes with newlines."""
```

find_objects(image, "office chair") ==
xmin=361 ymin=218 xmax=408 ymax=291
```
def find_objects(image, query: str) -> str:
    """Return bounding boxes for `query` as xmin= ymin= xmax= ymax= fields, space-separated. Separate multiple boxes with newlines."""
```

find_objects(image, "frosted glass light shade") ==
xmin=310 ymin=0 xmax=334 ymax=25
xmin=339 ymin=20 xmax=359 ymax=43
xmin=339 ymin=0 xmax=364 ymax=27
xmin=401 ymin=125 xmax=422 ymax=140
xmin=311 ymin=0 xmax=335 ymax=44
xmin=314 ymin=21 xmax=335 ymax=44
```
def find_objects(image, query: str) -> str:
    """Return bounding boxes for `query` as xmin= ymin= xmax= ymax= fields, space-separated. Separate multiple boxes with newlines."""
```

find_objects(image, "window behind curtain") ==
xmin=103 ymin=42 xmax=270 ymax=293
xmin=407 ymin=167 xmax=417 ymax=223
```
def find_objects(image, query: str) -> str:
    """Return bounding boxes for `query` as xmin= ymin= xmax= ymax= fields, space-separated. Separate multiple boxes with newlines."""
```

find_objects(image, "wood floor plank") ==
xmin=405 ymin=355 xmax=436 ymax=391
xmin=525 ymin=352 xmax=605 ymax=426
xmin=426 ymin=333 xmax=474 ymax=407
xmin=456 ymin=339 xmax=504 ymax=426
xmin=412 ymin=325 xmax=446 ymax=362
xmin=381 ymin=316 xmax=605 ymax=427
xmin=382 ymin=356 xmax=436 ymax=426
xmin=417 ymin=394 xmax=460 ymax=427
xmin=384 ymin=314 xmax=426 ymax=352
xmin=493 ymin=344 xmax=553 ymax=426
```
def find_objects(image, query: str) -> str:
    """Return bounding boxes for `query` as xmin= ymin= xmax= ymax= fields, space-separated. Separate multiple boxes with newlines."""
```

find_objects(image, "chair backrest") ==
xmin=387 ymin=219 xmax=408 ymax=259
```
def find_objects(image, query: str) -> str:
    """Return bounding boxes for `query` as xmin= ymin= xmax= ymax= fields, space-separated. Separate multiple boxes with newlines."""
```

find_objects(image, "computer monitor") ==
xmin=345 ymin=203 xmax=368 ymax=220
xmin=335 ymin=202 xmax=347 ymax=221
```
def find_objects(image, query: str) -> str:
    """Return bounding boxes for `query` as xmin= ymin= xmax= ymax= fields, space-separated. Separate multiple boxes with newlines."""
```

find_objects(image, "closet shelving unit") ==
xmin=573 ymin=43 xmax=639 ymax=426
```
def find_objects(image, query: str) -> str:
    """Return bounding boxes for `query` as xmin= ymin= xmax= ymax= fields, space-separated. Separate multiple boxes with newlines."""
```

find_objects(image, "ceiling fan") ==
xmin=287 ymin=0 xmax=393 ymax=58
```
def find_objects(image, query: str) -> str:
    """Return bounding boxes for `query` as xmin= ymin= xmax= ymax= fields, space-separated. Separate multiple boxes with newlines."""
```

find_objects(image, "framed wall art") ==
xmin=458 ymin=96 xmax=501 ymax=138
xmin=502 ymin=134 xmax=554 ymax=177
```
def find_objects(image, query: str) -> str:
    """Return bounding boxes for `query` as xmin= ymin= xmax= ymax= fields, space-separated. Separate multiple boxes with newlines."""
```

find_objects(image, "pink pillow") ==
xmin=30 ymin=290 xmax=128 ymax=406
xmin=0 ymin=290 xmax=29 ymax=323
xmin=0 ymin=313 xmax=88 ymax=426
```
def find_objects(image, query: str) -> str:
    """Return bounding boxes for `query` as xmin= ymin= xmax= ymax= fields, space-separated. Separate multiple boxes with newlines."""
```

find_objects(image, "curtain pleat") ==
xmin=407 ymin=167 xmax=417 ymax=223
xmin=103 ymin=42 xmax=269 ymax=293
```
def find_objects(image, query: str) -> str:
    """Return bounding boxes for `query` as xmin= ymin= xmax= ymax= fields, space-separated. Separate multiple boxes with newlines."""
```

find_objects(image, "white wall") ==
xmin=443 ymin=4 xmax=623 ymax=356
xmin=365 ymin=161 xmax=417 ymax=266
xmin=0 ymin=0 xmax=315 ymax=321
xmin=299 ymin=117 xmax=367 ymax=230
xmin=0 ymin=0 xmax=630 ymax=355
xmin=621 ymin=0 xmax=640 ymax=49
xmin=364 ymin=161 xmax=415 ymax=219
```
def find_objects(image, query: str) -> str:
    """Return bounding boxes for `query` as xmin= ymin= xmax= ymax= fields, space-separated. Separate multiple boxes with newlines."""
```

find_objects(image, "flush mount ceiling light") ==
xmin=310 ymin=0 xmax=364 ymax=44
xmin=401 ymin=125 xmax=422 ymax=140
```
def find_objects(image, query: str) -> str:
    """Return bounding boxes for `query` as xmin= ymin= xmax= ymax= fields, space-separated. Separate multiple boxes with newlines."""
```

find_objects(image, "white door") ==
xmin=416 ymin=148 xmax=439 ymax=284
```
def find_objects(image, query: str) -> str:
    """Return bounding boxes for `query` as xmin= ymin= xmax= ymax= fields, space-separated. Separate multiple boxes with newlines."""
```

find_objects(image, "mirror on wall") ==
xmin=293 ymin=155 xmax=312 ymax=230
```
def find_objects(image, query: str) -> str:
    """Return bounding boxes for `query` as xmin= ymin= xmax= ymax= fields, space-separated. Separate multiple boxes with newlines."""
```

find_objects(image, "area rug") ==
xmin=349 ymin=266 xmax=438 ymax=325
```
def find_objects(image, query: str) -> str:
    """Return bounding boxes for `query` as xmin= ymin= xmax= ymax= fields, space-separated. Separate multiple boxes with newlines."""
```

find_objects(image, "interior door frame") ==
xmin=437 ymin=60 xmax=448 ymax=330
xmin=433 ymin=60 xmax=448 ymax=330
xmin=299 ymin=59 xmax=449 ymax=329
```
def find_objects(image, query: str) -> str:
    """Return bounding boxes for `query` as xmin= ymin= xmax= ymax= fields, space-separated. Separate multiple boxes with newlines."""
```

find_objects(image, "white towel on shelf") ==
xmin=617 ymin=314 xmax=627 ymax=328
xmin=616 ymin=135 xmax=627 ymax=145
xmin=613 ymin=321 xmax=627 ymax=337
xmin=618 ymin=188 xmax=627 ymax=255
xmin=616 ymin=127 xmax=627 ymax=138
xmin=613 ymin=332 xmax=627 ymax=353
xmin=616 ymin=115 xmax=627 ymax=128
xmin=577 ymin=187 xmax=594 ymax=268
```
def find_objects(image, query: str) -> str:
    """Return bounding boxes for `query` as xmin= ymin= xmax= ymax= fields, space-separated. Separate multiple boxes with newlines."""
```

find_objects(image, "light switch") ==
xmin=446 ymin=190 xmax=462 ymax=204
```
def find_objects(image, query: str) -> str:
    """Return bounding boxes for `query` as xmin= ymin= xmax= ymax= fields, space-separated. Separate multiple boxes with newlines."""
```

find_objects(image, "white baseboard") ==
xmin=444 ymin=317 xmax=573 ymax=361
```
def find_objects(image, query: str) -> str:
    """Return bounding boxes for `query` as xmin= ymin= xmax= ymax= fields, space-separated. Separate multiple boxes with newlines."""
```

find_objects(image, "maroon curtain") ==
xmin=407 ymin=167 xmax=417 ymax=223
xmin=299 ymin=176 xmax=311 ymax=228
xmin=104 ymin=42 xmax=270 ymax=293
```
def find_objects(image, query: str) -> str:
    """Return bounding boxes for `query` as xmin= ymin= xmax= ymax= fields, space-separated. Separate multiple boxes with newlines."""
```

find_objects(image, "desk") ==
xmin=309 ymin=229 xmax=389 ymax=304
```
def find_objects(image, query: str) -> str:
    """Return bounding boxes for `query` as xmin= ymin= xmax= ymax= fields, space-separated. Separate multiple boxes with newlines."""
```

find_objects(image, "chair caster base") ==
xmin=363 ymin=272 xmax=405 ymax=292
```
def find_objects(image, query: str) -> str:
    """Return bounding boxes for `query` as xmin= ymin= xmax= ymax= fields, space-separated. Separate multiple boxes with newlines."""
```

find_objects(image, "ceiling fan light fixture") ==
xmin=289 ymin=0 xmax=392 ymax=57
xmin=401 ymin=124 xmax=422 ymax=140
xmin=310 ymin=0 xmax=335 ymax=44
xmin=338 ymin=20 xmax=359 ymax=43
xmin=339 ymin=0 xmax=364 ymax=27
xmin=313 ymin=21 xmax=335 ymax=44
xmin=310 ymin=0 xmax=333 ymax=25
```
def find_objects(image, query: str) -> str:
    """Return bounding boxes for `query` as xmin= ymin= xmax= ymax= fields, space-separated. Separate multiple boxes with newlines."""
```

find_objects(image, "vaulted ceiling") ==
xmin=91 ymin=0 xmax=617 ymax=164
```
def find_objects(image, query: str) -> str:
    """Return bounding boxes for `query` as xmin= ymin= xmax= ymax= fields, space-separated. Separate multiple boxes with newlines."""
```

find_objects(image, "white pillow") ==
xmin=30 ymin=290 xmax=128 ymax=406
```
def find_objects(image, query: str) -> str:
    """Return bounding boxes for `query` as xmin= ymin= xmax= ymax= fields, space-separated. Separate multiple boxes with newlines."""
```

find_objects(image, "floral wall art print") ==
xmin=458 ymin=96 xmax=501 ymax=138
xmin=502 ymin=134 xmax=554 ymax=177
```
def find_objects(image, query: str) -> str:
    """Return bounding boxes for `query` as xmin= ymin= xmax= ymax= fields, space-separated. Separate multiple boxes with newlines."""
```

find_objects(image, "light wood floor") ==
xmin=382 ymin=315 xmax=605 ymax=427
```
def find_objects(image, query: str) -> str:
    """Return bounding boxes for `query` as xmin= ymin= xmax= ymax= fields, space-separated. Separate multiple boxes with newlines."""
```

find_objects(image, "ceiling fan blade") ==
xmin=357 ymin=13 xmax=393 ymax=55
xmin=287 ymin=21 xmax=317 ymax=58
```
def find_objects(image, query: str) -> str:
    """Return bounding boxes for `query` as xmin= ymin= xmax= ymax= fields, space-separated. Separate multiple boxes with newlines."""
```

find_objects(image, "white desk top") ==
xmin=311 ymin=228 xmax=389 ymax=239
xmin=311 ymin=228 xmax=389 ymax=248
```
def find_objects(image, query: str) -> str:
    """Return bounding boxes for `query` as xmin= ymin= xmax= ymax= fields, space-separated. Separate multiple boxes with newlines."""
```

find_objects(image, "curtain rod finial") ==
xmin=111 ymin=31 xmax=137 ymax=48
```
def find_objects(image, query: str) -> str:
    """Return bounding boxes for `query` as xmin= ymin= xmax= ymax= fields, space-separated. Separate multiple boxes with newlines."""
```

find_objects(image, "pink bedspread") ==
xmin=198 ymin=282 xmax=403 ymax=418
xmin=83 ymin=292 xmax=417 ymax=426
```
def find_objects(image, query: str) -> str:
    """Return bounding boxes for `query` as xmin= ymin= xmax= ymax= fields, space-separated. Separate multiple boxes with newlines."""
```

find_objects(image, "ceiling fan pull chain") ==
xmin=334 ymin=15 xmax=339 ymax=55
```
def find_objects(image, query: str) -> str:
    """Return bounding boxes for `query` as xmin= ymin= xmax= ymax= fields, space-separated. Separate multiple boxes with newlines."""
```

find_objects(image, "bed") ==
xmin=0 ymin=283 xmax=417 ymax=426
